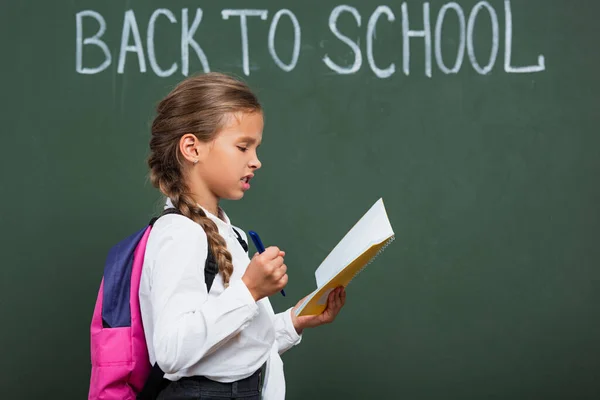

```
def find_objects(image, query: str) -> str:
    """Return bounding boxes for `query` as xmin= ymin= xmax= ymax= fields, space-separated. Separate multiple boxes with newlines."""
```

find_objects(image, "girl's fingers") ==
xmin=329 ymin=289 xmax=337 ymax=306
xmin=331 ymin=287 xmax=340 ymax=309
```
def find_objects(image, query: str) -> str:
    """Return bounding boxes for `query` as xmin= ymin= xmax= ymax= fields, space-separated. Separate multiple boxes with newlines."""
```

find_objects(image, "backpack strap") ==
xmin=233 ymin=228 xmax=249 ymax=253
xmin=137 ymin=208 xmax=248 ymax=400
xmin=205 ymin=228 xmax=248 ymax=291
xmin=204 ymin=246 xmax=219 ymax=294
xmin=153 ymin=208 xmax=248 ymax=292
xmin=138 ymin=364 xmax=169 ymax=400
xmin=149 ymin=207 xmax=181 ymax=227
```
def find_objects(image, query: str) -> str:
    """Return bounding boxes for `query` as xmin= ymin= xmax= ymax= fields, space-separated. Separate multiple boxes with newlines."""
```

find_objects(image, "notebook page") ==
xmin=314 ymin=198 xmax=393 ymax=287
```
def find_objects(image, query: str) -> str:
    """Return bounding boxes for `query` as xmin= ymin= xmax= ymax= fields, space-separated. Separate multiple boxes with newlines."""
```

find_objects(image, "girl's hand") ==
xmin=291 ymin=286 xmax=346 ymax=334
xmin=242 ymin=247 xmax=288 ymax=301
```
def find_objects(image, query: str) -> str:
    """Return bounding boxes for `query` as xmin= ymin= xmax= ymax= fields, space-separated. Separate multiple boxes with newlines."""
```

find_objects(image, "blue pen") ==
xmin=248 ymin=230 xmax=286 ymax=297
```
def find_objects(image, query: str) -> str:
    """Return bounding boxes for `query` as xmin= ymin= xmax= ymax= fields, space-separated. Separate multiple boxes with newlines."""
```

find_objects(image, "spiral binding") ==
xmin=297 ymin=234 xmax=396 ymax=314
xmin=347 ymin=235 xmax=396 ymax=286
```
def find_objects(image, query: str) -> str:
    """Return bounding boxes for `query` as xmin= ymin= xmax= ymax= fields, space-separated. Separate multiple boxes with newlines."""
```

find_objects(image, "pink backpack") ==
xmin=88 ymin=209 xmax=247 ymax=400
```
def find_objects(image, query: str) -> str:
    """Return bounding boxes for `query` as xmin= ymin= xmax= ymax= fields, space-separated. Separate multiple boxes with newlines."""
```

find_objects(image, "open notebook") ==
xmin=294 ymin=198 xmax=395 ymax=317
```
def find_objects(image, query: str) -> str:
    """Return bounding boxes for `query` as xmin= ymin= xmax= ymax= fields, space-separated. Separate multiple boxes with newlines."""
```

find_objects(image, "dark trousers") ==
xmin=157 ymin=368 xmax=263 ymax=400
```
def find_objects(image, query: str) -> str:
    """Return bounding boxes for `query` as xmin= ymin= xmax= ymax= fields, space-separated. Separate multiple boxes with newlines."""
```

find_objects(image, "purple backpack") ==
xmin=88 ymin=209 xmax=247 ymax=399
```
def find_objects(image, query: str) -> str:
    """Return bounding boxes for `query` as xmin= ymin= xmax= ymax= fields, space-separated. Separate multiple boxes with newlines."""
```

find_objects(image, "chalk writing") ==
xmin=75 ymin=1 xmax=546 ymax=78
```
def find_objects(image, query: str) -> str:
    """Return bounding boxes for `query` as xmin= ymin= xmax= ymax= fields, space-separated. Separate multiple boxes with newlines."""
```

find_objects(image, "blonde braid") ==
xmin=176 ymin=192 xmax=234 ymax=287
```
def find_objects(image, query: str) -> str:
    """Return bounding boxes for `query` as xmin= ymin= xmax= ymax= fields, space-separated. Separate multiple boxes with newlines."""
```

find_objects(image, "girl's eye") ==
xmin=237 ymin=146 xmax=248 ymax=152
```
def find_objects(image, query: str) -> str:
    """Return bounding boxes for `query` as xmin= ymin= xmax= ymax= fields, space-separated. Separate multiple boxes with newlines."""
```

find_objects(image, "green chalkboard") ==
xmin=1 ymin=0 xmax=599 ymax=398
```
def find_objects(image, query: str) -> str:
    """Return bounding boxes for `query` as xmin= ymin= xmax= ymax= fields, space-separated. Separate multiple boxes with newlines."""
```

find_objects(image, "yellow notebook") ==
xmin=295 ymin=198 xmax=395 ymax=317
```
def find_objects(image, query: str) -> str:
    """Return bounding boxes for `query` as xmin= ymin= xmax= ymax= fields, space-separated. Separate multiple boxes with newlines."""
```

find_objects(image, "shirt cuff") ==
xmin=283 ymin=307 xmax=303 ymax=344
xmin=226 ymin=279 xmax=259 ymax=317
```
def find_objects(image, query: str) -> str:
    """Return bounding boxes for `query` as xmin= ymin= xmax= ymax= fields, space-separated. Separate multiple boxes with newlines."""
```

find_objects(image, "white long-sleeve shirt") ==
xmin=139 ymin=199 xmax=302 ymax=399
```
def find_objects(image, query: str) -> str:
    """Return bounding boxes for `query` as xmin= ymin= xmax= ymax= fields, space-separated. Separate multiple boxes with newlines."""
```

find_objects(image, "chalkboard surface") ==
xmin=1 ymin=1 xmax=599 ymax=398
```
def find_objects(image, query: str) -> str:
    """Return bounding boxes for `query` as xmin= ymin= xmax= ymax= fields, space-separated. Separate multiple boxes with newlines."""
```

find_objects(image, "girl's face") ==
xmin=192 ymin=111 xmax=264 ymax=203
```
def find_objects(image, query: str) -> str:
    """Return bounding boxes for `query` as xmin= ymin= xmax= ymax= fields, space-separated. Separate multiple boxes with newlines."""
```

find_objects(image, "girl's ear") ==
xmin=179 ymin=134 xmax=206 ymax=165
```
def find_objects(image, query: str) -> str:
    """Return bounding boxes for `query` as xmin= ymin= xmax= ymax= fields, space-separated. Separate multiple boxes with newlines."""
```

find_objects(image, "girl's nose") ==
xmin=250 ymin=155 xmax=262 ymax=170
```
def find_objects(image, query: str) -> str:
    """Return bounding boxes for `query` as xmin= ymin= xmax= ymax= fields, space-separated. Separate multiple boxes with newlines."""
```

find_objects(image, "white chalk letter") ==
xmin=367 ymin=6 xmax=396 ymax=78
xmin=182 ymin=8 xmax=210 ymax=76
xmin=323 ymin=5 xmax=362 ymax=74
xmin=467 ymin=2 xmax=499 ymax=75
xmin=268 ymin=9 xmax=301 ymax=72
xmin=434 ymin=3 xmax=466 ymax=74
xmin=148 ymin=9 xmax=178 ymax=77
xmin=504 ymin=0 xmax=545 ymax=73
xmin=117 ymin=10 xmax=146 ymax=74
xmin=401 ymin=2 xmax=432 ymax=77
xmin=76 ymin=10 xmax=111 ymax=74
xmin=222 ymin=9 xmax=268 ymax=76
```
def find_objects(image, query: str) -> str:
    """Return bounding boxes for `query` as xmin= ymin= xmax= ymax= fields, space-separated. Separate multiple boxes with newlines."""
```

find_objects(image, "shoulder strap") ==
xmin=204 ymin=227 xmax=248 ymax=291
xmin=137 ymin=364 xmax=167 ymax=400
xmin=151 ymin=208 xmax=249 ymax=291
xmin=151 ymin=207 xmax=219 ymax=293
xmin=149 ymin=207 xmax=180 ymax=227
xmin=232 ymin=228 xmax=249 ymax=252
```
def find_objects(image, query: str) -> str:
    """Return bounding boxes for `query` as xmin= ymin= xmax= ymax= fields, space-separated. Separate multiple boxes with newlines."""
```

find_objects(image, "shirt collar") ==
xmin=164 ymin=197 xmax=231 ymax=229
